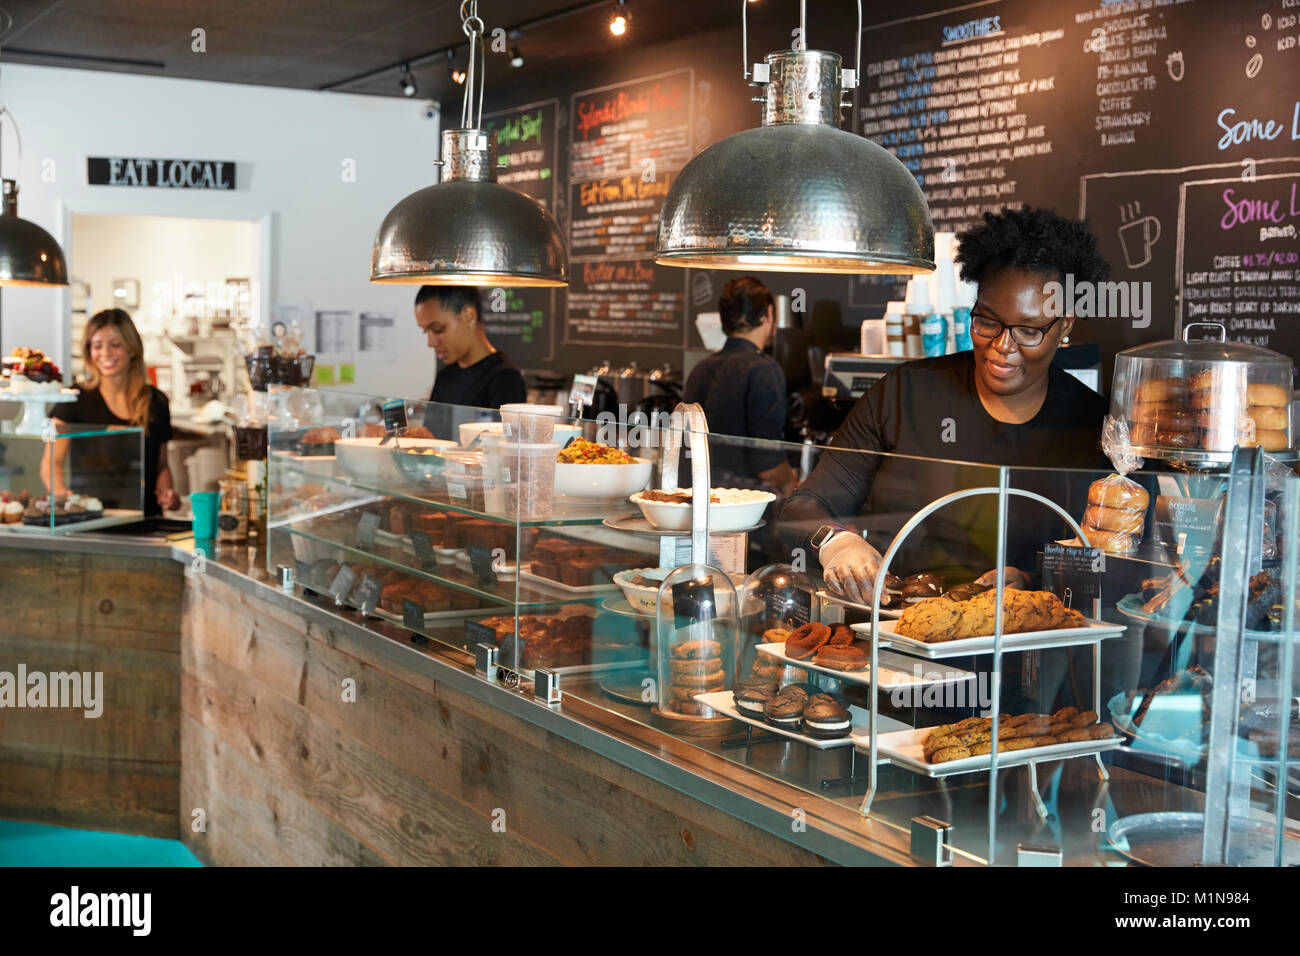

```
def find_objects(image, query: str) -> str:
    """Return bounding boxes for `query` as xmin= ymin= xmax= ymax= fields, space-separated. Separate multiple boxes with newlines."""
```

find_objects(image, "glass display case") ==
xmin=266 ymin=385 xmax=1300 ymax=866
xmin=0 ymin=423 xmax=145 ymax=533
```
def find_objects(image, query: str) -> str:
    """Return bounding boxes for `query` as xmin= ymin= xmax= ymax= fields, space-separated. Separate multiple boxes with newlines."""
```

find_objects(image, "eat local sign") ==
xmin=87 ymin=156 xmax=236 ymax=190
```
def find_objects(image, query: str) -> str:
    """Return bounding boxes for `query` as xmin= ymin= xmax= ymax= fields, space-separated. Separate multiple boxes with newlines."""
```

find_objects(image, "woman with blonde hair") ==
xmin=43 ymin=308 xmax=178 ymax=514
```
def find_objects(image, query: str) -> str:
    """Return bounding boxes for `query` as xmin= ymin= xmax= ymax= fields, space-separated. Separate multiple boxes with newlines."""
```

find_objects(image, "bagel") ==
xmin=1133 ymin=377 xmax=1185 ymax=404
xmin=1083 ymin=505 xmax=1145 ymax=535
xmin=1247 ymin=383 xmax=1288 ymax=407
xmin=1087 ymin=476 xmax=1149 ymax=511
xmin=1249 ymin=405 xmax=1288 ymax=430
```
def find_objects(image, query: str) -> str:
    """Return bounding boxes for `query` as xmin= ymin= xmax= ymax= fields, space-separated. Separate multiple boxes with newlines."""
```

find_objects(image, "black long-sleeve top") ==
xmin=778 ymin=352 xmax=1110 ymax=580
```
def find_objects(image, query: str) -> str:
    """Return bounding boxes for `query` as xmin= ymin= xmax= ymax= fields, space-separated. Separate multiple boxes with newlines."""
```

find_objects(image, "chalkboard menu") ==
xmin=462 ymin=0 xmax=1300 ymax=382
xmin=565 ymin=69 xmax=693 ymax=349
xmin=856 ymin=0 xmax=1300 ymax=384
xmin=482 ymin=100 xmax=560 ymax=363
xmin=1178 ymin=172 xmax=1300 ymax=351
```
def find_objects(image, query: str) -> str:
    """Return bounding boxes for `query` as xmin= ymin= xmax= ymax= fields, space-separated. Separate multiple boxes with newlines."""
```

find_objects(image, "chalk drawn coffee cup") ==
xmin=1119 ymin=215 xmax=1162 ymax=269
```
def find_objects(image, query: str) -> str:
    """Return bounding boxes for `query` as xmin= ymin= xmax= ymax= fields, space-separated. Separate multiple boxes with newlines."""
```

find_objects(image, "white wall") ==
xmin=0 ymin=63 xmax=441 ymax=400
xmin=70 ymin=213 xmax=258 ymax=341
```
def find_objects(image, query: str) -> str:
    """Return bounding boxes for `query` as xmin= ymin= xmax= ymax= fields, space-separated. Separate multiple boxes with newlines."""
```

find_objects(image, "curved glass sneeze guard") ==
xmin=265 ymin=386 xmax=1299 ymax=865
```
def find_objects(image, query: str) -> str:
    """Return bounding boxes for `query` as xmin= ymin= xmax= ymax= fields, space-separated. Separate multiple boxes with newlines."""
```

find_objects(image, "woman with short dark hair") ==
xmin=782 ymin=206 xmax=1113 ymax=601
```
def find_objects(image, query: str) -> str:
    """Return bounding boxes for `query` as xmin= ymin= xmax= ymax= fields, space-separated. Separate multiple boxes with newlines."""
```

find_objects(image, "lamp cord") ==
xmin=740 ymin=0 xmax=861 ymax=80
xmin=459 ymin=0 xmax=486 ymax=130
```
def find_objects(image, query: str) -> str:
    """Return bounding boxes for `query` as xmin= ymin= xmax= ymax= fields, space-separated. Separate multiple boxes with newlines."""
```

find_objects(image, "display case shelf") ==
xmin=275 ymin=456 xmax=617 ymax=527
xmin=280 ymin=524 xmax=610 ymax=612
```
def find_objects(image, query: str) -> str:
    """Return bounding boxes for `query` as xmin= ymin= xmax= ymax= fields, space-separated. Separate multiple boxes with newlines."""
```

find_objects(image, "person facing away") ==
xmin=683 ymin=276 xmax=798 ymax=495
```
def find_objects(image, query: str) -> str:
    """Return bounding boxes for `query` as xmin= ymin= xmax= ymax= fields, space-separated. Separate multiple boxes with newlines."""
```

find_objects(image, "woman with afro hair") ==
xmin=781 ymin=206 xmax=1114 ymax=604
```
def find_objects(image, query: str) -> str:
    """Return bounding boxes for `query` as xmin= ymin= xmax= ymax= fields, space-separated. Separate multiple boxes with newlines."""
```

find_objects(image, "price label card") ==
xmin=768 ymin=585 xmax=813 ymax=630
xmin=671 ymin=574 xmax=717 ymax=629
xmin=464 ymin=619 xmax=499 ymax=652
xmin=403 ymin=597 xmax=424 ymax=631
xmin=568 ymin=373 xmax=598 ymax=409
xmin=382 ymin=398 xmax=409 ymax=432
xmin=357 ymin=511 xmax=380 ymax=550
xmin=352 ymin=573 xmax=382 ymax=616
xmin=410 ymin=530 xmax=437 ymax=569
xmin=294 ymin=559 xmax=313 ymax=592
xmin=1039 ymin=543 xmax=1104 ymax=613
xmin=329 ymin=564 xmax=356 ymax=604
xmin=468 ymin=545 xmax=496 ymax=584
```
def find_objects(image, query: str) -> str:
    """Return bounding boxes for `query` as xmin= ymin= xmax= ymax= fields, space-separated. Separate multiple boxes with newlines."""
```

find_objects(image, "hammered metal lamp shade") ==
xmin=0 ymin=181 xmax=68 ymax=287
xmin=656 ymin=124 xmax=934 ymax=274
xmin=655 ymin=48 xmax=934 ymax=274
xmin=371 ymin=130 xmax=568 ymax=287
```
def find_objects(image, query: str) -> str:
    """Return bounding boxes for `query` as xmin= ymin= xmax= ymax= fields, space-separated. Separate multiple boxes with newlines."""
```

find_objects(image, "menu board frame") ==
xmin=564 ymin=67 xmax=695 ymax=350
xmin=483 ymin=98 xmax=562 ymax=363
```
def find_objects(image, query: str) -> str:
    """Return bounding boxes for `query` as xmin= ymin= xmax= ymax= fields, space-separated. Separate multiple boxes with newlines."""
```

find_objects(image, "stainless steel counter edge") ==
xmin=3 ymin=532 xmax=906 ymax=866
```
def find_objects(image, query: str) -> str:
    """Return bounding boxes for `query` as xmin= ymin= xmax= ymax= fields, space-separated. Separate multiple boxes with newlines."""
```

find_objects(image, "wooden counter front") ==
xmin=0 ymin=543 xmax=183 ymax=838
xmin=180 ymin=571 xmax=835 ymax=866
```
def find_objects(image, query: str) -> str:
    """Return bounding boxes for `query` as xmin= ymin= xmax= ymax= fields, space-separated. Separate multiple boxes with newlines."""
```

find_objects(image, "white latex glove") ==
xmin=819 ymin=532 xmax=884 ymax=606
xmin=974 ymin=566 xmax=1032 ymax=590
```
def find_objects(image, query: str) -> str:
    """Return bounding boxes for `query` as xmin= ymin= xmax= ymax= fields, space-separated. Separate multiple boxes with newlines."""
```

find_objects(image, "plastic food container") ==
xmin=1110 ymin=325 xmax=1293 ymax=463
xmin=501 ymin=441 xmax=560 ymax=520
xmin=442 ymin=451 xmax=485 ymax=509
xmin=499 ymin=403 xmax=565 ymax=442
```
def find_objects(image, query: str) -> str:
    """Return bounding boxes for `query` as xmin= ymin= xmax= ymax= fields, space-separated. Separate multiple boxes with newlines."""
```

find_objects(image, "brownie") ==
xmin=534 ymin=537 xmax=587 ymax=563
xmin=411 ymin=511 xmax=447 ymax=535
xmin=463 ymin=519 xmax=512 ymax=556
xmin=561 ymin=556 xmax=615 ymax=588
xmin=531 ymin=559 xmax=560 ymax=581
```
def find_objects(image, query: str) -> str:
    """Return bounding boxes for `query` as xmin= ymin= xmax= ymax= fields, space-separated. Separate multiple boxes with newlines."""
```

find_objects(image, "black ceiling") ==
xmin=0 ymin=0 xmax=746 ymax=103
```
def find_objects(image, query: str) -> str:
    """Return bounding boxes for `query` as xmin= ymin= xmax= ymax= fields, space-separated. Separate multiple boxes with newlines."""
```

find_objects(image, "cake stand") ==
xmin=1 ymin=388 xmax=77 ymax=436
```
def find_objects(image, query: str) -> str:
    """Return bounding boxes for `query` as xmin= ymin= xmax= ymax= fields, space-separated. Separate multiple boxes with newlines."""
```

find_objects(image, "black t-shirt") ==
xmin=423 ymin=351 xmax=527 ymax=440
xmin=780 ymin=352 xmax=1111 ymax=578
xmin=57 ymin=385 xmax=173 ymax=516
xmin=683 ymin=337 xmax=788 ymax=482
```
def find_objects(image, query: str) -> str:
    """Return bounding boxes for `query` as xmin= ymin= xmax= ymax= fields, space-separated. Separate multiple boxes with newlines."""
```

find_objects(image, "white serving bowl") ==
xmin=336 ymin=436 xmax=456 ymax=485
xmin=554 ymin=458 xmax=653 ymax=499
xmin=629 ymin=488 xmax=776 ymax=533
xmin=614 ymin=567 xmax=749 ymax=616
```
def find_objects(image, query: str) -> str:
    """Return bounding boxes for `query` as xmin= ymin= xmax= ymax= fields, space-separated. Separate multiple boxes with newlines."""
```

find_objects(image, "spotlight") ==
xmin=510 ymin=46 xmax=524 ymax=68
xmin=610 ymin=0 xmax=628 ymax=35
xmin=450 ymin=67 xmax=466 ymax=85
xmin=399 ymin=62 xmax=417 ymax=97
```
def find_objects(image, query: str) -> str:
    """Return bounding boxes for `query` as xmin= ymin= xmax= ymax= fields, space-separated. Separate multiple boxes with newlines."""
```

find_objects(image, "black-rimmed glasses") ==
xmin=969 ymin=311 xmax=1064 ymax=348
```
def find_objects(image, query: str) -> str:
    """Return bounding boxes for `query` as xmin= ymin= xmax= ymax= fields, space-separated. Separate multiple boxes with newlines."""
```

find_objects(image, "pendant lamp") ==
xmin=370 ymin=1 xmax=567 ymax=287
xmin=655 ymin=1 xmax=934 ymax=274
xmin=0 ymin=178 xmax=67 ymax=286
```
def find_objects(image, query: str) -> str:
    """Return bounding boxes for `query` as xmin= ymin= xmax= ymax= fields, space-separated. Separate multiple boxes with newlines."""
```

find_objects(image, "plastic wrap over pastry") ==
xmin=1081 ymin=473 xmax=1149 ymax=554
xmin=1099 ymin=415 xmax=1144 ymax=477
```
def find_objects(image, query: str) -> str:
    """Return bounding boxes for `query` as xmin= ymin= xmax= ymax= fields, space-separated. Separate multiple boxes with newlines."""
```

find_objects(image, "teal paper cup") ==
xmin=190 ymin=491 xmax=219 ymax=539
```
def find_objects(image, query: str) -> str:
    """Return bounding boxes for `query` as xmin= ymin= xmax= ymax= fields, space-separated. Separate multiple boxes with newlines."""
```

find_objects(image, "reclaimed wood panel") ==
xmin=184 ymin=573 xmax=836 ymax=866
xmin=0 ymin=546 xmax=182 ymax=838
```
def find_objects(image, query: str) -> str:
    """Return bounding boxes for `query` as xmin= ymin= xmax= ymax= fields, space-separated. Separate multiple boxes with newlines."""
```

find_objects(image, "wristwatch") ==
xmin=811 ymin=524 xmax=849 ymax=554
